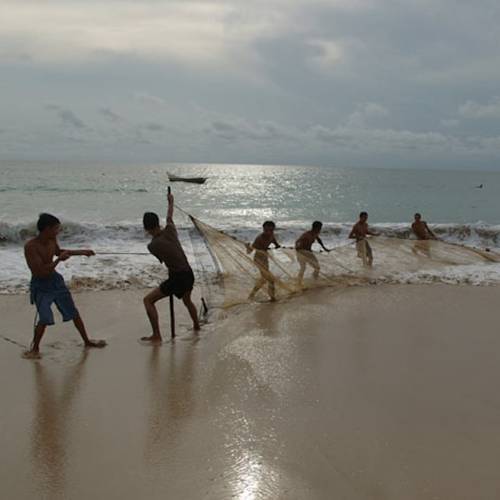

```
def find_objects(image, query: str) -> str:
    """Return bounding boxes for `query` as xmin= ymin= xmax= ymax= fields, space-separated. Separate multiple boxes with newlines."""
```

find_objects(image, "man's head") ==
xmin=262 ymin=220 xmax=276 ymax=236
xmin=143 ymin=212 xmax=160 ymax=235
xmin=37 ymin=213 xmax=61 ymax=238
xmin=414 ymin=213 xmax=422 ymax=221
xmin=312 ymin=220 xmax=323 ymax=235
xmin=359 ymin=211 xmax=368 ymax=222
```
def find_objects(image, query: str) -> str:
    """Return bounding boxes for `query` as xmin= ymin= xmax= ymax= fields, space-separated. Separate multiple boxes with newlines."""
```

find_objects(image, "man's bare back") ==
xmin=252 ymin=233 xmax=278 ymax=251
xmin=412 ymin=220 xmax=436 ymax=240
xmin=296 ymin=231 xmax=316 ymax=251
xmin=350 ymin=221 xmax=370 ymax=241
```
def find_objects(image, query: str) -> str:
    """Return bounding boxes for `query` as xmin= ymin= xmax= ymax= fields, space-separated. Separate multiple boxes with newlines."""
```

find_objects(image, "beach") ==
xmin=1 ymin=283 xmax=500 ymax=499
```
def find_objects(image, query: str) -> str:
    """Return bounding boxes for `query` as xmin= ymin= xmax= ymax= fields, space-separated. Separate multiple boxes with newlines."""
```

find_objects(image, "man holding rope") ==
xmin=23 ymin=213 xmax=106 ymax=359
xmin=295 ymin=221 xmax=330 ymax=286
xmin=142 ymin=191 xmax=200 ymax=343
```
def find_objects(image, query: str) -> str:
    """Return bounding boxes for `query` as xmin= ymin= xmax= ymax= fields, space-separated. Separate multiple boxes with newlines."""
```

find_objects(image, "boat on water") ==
xmin=168 ymin=172 xmax=207 ymax=184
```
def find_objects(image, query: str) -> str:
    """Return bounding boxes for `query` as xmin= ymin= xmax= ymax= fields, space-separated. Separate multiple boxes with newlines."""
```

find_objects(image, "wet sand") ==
xmin=1 ymin=284 xmax=500 ymax=499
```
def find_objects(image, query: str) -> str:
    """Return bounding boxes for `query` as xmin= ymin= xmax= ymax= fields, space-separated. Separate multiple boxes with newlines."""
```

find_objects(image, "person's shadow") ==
xmin=30 ymin=352 xmax=89 ymax=499
xmin=144 ymin=343 xmax=197 ymax=466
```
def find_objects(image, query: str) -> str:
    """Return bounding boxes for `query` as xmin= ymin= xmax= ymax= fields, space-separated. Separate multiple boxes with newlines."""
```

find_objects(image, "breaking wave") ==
xmin=1 ymin=220 xmax=499 ymax=249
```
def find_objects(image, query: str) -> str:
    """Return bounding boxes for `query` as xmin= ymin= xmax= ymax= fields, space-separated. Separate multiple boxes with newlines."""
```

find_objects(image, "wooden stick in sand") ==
xmin=168 ymin=185 xmax=176 ymax=339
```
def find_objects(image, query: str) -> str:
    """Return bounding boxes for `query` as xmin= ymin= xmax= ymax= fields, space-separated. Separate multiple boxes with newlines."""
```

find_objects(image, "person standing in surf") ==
xmin=295 ymin=221 xmax=330 ymax=286
xmin=411 ymin=213 xmax=437 ymax=241
xmin=142 ymin=191 xmax=200 ymax=342
xmin=349 ymin=212 xmax=378 ymax=267
xmin=246 ymin=221 xmax=281 ymax=301
xmin=411 ymin=212 xmax=437 ymax=257
xmin=23 ymin=213 xmax=106 ymax=359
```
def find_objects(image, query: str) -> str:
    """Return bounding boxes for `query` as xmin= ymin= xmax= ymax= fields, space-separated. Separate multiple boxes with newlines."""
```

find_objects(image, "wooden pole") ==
xmin=168 ymin=186 xmax=176 ymax=339
xmin=169 ymin=294 xmax=175 ymax=339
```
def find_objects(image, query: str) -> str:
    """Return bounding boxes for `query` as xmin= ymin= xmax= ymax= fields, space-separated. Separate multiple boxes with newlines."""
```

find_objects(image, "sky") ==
xmin=1 ymin=0 xmax=500 ymax=169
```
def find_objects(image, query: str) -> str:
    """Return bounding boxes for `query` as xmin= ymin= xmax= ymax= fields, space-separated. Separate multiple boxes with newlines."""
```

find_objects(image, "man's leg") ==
xmin=142 ymin=288 xmax=166 ymax=342
xmin=366 ymin=242 xmax=373 ymax=267
xmin=310 ymin=253 xmax=320 ymax=279
xmin=182 ymin=291 xmax=201 ymax=331
xmin=73 ymin=313 xmax=105 ymax=348
xmin=249 ymin=274 xmax=266 ymax=299
xmin=267 ymin=278 xmax=276 ymax=301
xmin=24 ymin=323 xmax=47 ymax=358
xmin=297 ymin=253 xmax=306 ymax=285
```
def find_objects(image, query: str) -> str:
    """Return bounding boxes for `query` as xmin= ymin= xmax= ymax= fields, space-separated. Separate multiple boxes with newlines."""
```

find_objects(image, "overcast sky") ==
xmin=1 ymin=0 xmax=500 ymax=168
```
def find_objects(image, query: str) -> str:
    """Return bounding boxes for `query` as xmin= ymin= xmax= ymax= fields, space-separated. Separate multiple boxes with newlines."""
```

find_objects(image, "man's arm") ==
xmin=316 ymin=237 xmax=330 ymax=252
xmin=272 ymin=238 xmax=281 ymax=249
xmin=424 ymin=223 xmax=437 ymax=239
xmin=166 ymin=192 xmax=174 ymax=225
xmin=349 ymin=225 xmax=357 ymax=239
xmin=25 ymin=245 xmax=71 ymax=278
xmin=56 ymin=242 xmax=94 ymax=257
xmin=63 ymin=249 xmax=95 ymax=257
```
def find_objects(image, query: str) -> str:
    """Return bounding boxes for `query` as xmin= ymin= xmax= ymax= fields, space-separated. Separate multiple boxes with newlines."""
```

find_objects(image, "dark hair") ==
xmin=415 ymin=213 xmax=422 ymax=218
xmin=359 ymin=211 xmax=368 ymax=218
xmin=37 ymin=213 xmax=60 ymax=232
xmin=312 ymin=221 xmax=323 ymax=231
xmin=263 ymin=221 xmax=275 ymax=230
xmin=143 ymin=212 xmax=160 ymax=230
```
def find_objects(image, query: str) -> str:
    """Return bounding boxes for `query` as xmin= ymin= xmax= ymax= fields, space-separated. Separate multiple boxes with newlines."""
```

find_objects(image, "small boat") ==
xmin=168 ymin=172 xmax=207 ymax=184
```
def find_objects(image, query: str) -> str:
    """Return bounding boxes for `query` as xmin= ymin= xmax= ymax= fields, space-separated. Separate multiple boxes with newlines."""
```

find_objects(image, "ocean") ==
xmin=1 ymin=161 xmax=499 ymax=293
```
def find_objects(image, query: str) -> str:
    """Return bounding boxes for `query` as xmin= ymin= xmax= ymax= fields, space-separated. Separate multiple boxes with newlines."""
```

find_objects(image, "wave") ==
xmin=0 ymin=221 xmax=146 ymax=244
xmin=1 ymin=220 xmax=500 ymax=249
xmin=0 ymin=186 xmax=149 ymax=194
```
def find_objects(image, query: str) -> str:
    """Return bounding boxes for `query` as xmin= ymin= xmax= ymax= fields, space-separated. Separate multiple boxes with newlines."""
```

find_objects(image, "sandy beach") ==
xmin=1 ymin=284 xmax=500 ymax=499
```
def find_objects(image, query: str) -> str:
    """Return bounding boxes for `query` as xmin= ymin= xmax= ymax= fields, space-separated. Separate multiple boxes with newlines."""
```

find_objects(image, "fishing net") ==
xmin=185 ymin=211 xmax=500 ymax=310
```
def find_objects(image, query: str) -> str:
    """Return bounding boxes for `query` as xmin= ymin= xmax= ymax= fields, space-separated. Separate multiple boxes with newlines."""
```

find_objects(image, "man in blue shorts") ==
xmin=23 ymin=213 xmax=106 ymax=359
xmin=142 ymin=191 xmax=200 ymax=343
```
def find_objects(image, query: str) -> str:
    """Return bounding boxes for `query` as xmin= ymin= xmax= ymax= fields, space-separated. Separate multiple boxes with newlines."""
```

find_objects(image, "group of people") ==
xmin=245 ymin=211 xmax=437 ymax=301
xmin=22 ymin=192 xmax=437 ymax=358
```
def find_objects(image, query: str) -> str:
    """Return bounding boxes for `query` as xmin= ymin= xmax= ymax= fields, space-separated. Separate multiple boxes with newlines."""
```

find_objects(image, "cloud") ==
xmin=133 ymin=92 xmax=168 ymax=107
xmin=346 ymin=102 xmax=389 ymax=128
xmin=207 ymin=118 xmax=296 ymax=142
xmin=141 ymin=122 xmax=164 ymax=132
xmin=458 ymin=97 xmax=500 ymax=119
xmin=440 ymin=118 xmax=460 ymax=128
xmin=99 ymin=107 xmax=124 ymax=123
xmin=45 ymin=104 xmax=89 ymax=130
xmin=308 ymin=39 xmax=343 ymax=73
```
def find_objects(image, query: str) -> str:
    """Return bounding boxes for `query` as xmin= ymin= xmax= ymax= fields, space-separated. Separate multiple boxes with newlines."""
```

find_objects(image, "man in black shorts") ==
xmin=142 ymin=192 xmax=200 ymax=343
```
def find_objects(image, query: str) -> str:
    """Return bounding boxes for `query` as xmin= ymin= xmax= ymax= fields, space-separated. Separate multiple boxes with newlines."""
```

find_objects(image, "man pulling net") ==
xmin=246 ymin=221 xmax=281 ymax=302
xmin=142 ymin=191 xmax=200 ymax=343
xmin=295 ymin=221 xmax=331 ymax=286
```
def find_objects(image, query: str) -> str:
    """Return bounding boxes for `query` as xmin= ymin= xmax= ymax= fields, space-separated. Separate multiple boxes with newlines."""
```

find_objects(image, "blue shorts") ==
xmin=30 ymin=272 xmax=78 ymax=326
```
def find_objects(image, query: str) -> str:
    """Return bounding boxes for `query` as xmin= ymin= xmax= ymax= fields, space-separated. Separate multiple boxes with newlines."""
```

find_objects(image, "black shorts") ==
xmin=159 ymin=269 xmax=195 ymax=299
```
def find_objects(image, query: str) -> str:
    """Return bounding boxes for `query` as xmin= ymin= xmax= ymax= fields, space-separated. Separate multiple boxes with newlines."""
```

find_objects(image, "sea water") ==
xmin=1 ymin=161 xmax=499 ymax=292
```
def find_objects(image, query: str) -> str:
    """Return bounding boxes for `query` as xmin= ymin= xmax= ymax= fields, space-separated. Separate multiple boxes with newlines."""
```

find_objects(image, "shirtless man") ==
xmin=295 ymin=221 xmax=330 ymax=285
xmin=246 ymin=221 xmax=281 ymax=301
xmin=411 ymin=213 xmax=437 ymax=256
xmin=142 ymin=192 xmax=200 ymax=343
xmin=349 ymin=211 xmax=378 ymax=267
xmin=23 ymin=213 xmax=106 ymax=359
xmin=412 ymin=213 xmax=437 ymax=240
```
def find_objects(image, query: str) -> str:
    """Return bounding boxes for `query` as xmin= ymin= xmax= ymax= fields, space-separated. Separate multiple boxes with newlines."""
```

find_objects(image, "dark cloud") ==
xmin=45 ymin=104 xmax=89 ymax=130
xmin=99 ymin=106 xmax=124 ymax=123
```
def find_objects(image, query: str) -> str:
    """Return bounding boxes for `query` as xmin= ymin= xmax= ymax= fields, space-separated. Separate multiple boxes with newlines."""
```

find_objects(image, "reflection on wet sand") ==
xmin=144 ymin=342 xmax=197 ymax=466
xmin=30 ymin=352 xmax=88 ymax=499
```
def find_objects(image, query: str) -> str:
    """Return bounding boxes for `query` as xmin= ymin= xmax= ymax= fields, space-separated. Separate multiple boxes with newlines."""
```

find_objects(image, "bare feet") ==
xmin=22 ymin=350 xmax=42 ymax=360
xmin=140 ymin=335 xmax=162 ymax=344
xmin=85 ymin=339 xmax=107 ymax=348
